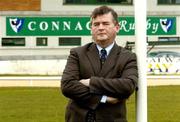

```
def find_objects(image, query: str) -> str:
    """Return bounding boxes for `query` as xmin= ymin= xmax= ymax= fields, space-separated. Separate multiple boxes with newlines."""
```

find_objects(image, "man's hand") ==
xmin=80 ymin=79 xmax=122 ymax=104
xmin=79 ymin=79 xmax=90 ymax=87
xmin=106 ymin=96 xmax=119 ymax=104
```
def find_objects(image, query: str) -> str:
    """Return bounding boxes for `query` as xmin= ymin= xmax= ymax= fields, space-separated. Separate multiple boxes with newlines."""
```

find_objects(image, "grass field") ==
xmin=0 ymin=86 xmax=180 ymax=122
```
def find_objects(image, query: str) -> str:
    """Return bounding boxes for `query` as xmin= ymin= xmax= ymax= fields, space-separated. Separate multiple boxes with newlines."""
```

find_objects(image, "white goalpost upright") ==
xmin=134 ymin=0 xmax=147 ymax=122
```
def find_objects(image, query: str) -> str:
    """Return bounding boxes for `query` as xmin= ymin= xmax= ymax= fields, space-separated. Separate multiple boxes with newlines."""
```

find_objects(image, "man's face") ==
xmin=91 ymin=13 xmax=119 ymax=47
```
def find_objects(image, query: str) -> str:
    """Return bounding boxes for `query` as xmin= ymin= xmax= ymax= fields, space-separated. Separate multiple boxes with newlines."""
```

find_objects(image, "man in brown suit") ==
xmin=61 ymin=6 xmax=138 ymax=122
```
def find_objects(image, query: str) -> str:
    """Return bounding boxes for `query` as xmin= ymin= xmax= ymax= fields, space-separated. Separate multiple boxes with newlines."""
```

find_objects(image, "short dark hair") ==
xmin=90 ymin=6 xmax=119 ymax=25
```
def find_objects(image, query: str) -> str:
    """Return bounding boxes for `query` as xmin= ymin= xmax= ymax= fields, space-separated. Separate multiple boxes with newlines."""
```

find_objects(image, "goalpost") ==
xmin=134 ymin=0 xmax=147 ymax=122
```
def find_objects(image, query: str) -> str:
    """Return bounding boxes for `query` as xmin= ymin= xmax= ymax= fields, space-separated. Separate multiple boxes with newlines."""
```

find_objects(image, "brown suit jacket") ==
xmin=61 ymin=42 xmax=138 ymax=122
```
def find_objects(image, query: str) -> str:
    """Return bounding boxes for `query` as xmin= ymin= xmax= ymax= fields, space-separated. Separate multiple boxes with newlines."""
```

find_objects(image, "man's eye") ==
xmin=103 ymin=23 xmax=110 ymax=25
xmin=93 ymin=23 xmax=99 ymax=26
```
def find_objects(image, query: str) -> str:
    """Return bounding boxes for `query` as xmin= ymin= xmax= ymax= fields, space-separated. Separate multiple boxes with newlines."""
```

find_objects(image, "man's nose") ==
xmin=98 ymin=23 xmax=105 ymax=29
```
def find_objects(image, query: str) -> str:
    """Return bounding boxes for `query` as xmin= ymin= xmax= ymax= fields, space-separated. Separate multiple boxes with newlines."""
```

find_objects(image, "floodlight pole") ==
xmin=134 ymin=0 xmax=147 ymax=122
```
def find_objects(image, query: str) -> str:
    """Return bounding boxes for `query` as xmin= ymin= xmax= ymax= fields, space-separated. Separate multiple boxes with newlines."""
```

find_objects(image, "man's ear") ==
xmin=115 ymin=24 xmax=120 ymax=33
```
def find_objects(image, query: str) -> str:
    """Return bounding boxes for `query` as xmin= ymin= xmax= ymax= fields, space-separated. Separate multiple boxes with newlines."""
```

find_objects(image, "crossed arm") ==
xmin=80 ymin=79 xmax=119 ymax=104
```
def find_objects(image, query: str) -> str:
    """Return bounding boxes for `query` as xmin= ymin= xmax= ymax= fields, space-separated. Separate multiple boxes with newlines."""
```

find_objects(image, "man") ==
xmin=61 ymin=6 xmax=138 ymax=122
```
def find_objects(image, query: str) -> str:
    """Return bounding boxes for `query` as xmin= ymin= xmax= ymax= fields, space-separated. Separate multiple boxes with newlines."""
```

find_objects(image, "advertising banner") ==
xmin=147 ymin=51 xmax=180 ymax=75
xmin=6 ymin=16 xmax=176 ymax=36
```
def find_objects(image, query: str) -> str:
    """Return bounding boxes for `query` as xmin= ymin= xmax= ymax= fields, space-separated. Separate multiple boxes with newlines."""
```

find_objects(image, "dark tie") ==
xmin=100 ymin=48 xmax=107 ymax=66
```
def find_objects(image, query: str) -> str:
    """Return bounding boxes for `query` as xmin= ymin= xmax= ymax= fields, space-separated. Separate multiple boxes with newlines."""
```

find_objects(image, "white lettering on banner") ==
xmin=119 ymin=20 xmax=131 ymax=32
xmin=119 ymin=19 xmax=160 ymax=33
xmin=75 ymin=22 xmax=83 ymax=30
xmin=26 ymin=19 xmax=164 ymax=33
xmin=146 ymin=19 xmax=151 ymax=30
xmin=129 ymin=23 xmax=135 ymax=30
xmin=28 ymin=21 xmax=36 ymax=31
xmin=40 ymin=21 xmax=48 ymax=31
xmin=63 ymin=21 xmax=71 ymax=30
xmin=146 ymin=19 xmax=159 ymax=33
xmin=27 ymin=21 xmax=90 ymax=31
xmin=152 ymin=23 xmax=159 ymax=34
xmin=86 ymin=21 xmax=91 ymax=30
xmin=52 ymin=21 xmax=59 ymax=31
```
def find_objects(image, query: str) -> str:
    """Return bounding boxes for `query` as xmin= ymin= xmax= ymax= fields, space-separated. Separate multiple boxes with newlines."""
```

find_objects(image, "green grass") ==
xmin=148 ymin=86 xmax=180 ymax=122
xmin=0 ymin=87 xmax=67 ymax=122
xmin=0 ymin=86 xmax=180 ymax=122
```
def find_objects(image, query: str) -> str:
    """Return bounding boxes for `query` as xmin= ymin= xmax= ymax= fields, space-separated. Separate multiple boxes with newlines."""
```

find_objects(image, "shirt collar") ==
xmin=96 ymin=42 xmax=115 ymax=56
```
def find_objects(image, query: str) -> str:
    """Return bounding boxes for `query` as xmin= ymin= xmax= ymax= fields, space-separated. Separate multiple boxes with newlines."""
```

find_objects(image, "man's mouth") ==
xmin=98 ymin=33 xmax=106 ymax=35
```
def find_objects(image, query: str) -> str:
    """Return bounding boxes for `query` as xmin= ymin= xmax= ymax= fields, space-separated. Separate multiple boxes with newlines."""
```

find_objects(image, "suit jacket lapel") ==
xmin=86 ymin=43 xmax=101 ymax=75
xmin=100 ymin=43 xmax=120 ymax=77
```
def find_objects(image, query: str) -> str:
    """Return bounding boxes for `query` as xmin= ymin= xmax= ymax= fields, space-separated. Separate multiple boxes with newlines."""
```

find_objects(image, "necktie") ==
xmin=100 ymin=48 xmax=107 ymax=66
xmin=86 ymin=110 xmax=96 ymax=122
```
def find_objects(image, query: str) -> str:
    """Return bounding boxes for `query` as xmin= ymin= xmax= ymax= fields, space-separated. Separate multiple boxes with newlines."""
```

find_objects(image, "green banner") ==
xmin=6 ymin=16 xmax=176 ymax=36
